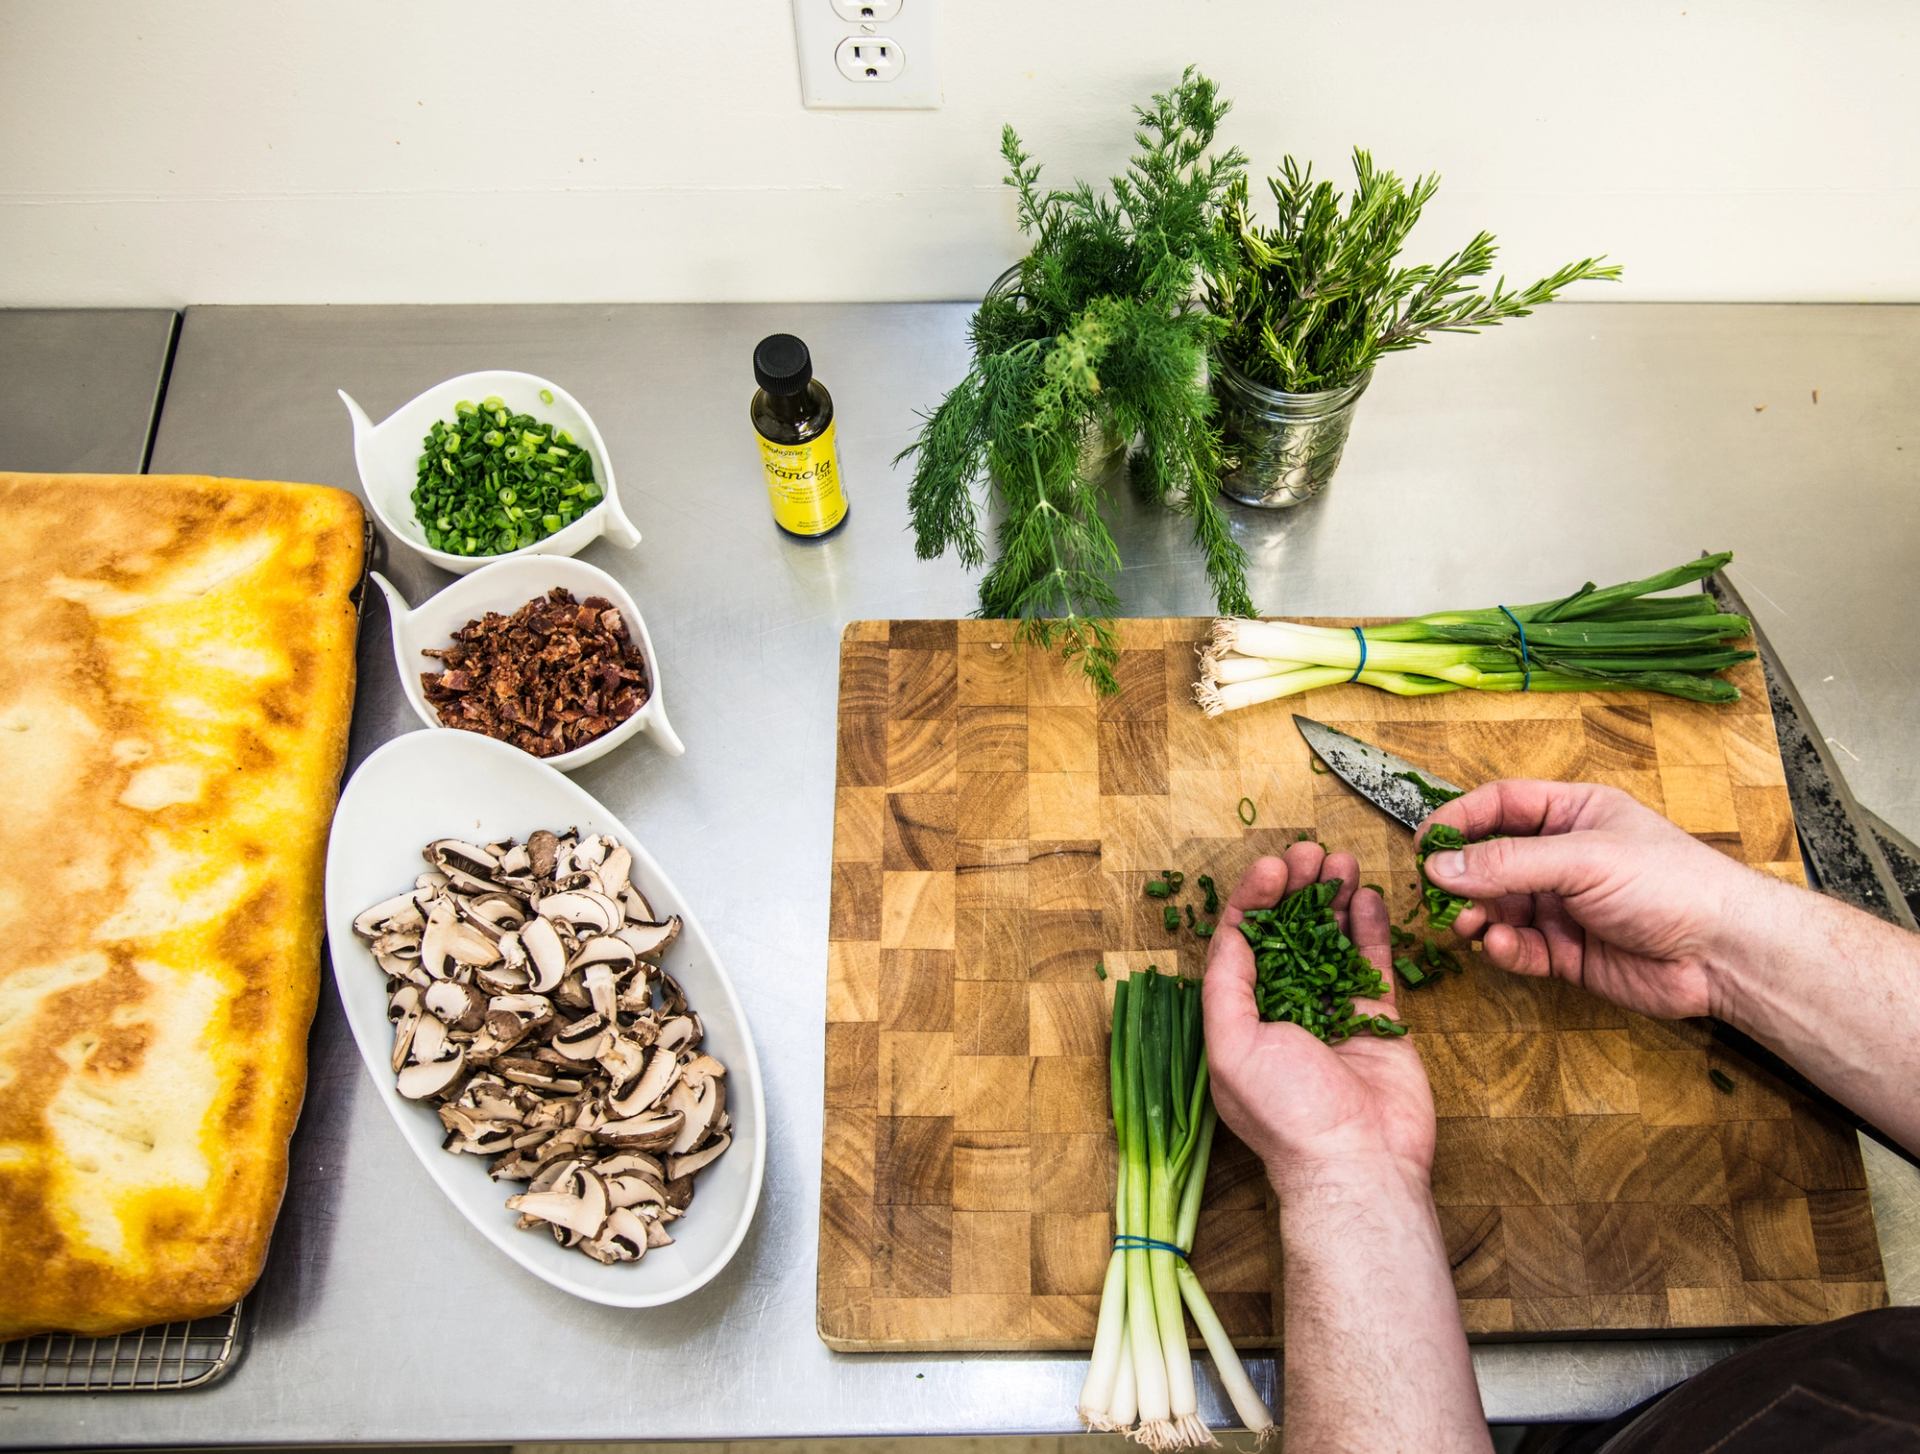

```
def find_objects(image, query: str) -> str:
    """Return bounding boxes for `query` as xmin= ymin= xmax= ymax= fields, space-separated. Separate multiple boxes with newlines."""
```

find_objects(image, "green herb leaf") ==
xmin=898 ymin=70 xmax=1252 ymax=694
xmin=1207 ymin=150 xmax=1621 ymax=395
xmin=1197 ymin=873 xmax=1219 ymax=915
xmin=1708 ymin=1068 xmax=1736 ymax=1094
xmin=1163 ymin=904 xmax=1181 ymax=933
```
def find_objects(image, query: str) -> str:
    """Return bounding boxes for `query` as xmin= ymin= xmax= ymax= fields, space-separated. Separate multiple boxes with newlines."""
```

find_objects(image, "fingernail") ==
xmin=1432 ymin=851 xmax=1467 ymax=881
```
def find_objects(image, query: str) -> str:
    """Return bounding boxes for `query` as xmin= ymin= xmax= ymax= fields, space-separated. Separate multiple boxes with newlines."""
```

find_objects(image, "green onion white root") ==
xmin=1076 ymin=969 xmax=1275 ymax=1449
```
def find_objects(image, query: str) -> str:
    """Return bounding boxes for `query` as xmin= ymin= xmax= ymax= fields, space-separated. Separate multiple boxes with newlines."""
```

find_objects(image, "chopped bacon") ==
xmin=420 ymin=587 xmax=650 ymax=757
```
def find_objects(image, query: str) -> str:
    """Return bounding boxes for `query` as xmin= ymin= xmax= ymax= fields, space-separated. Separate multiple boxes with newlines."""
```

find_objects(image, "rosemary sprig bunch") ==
xmin=901 ymin=69 xmax=1252 ymax=692
xmin=1206 ymin=150 xmax=1621 ymax=393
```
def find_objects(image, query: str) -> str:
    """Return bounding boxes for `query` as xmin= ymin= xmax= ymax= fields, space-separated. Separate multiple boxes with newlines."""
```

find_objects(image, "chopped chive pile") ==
xmin=1241 ymin=880 xmax=1405 ymax=1043
xmin=413 ymin=395 xmax=602 ymax=556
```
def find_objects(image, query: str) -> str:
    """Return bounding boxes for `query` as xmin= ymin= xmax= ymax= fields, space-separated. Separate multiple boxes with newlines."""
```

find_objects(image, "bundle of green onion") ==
xmin=1078 ymin=968 xmax=1275 ymax=1448
xmin=1194 ymin=553 xmax=1754 ymax=715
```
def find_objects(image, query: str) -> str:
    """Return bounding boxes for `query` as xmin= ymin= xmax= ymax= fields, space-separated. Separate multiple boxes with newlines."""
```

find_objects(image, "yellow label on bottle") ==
xmin=757 ymin=420 xmax=848 ymax=537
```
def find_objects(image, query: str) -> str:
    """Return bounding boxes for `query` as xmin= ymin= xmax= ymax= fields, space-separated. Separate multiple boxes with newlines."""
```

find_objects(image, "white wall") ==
xmin=3 ymin=0 xmax=1917 ymax=306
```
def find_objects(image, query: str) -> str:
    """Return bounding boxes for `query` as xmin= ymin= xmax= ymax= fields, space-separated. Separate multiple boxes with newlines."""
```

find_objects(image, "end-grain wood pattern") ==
xmin=818 ymin=618 xmax=1885 ymax=1351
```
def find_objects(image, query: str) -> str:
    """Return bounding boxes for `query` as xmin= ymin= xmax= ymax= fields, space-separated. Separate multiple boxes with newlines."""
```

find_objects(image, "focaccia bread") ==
xmin=0 ymin=473 xmax=364 ymax=1339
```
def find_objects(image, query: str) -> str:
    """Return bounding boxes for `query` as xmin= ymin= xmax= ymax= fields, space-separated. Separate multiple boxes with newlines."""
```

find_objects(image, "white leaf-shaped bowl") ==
xmin=340 ymin=370 xmax=640 ymax=574
xmin=373 ymin=554 xmax=684 ymax=770
xmin=324 ymin=731 xmax=763 ymax=1308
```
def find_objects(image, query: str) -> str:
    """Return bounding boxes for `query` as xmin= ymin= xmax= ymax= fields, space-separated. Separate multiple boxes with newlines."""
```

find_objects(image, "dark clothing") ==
xmin=1527 ymin=1309 xmax=1920 ymax=1452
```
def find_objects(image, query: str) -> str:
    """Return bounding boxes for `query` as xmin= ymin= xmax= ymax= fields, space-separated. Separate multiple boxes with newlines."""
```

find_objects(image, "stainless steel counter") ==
xmin=0 ymin=308 xmax=177 ymax=472
xmin=9 ymin=301 xmax=1916 ymax=1446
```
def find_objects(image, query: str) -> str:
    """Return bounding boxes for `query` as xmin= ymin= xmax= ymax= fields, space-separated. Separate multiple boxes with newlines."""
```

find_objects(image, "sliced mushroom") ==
xmin=666 ymin=1073 xmax=718 ymax=1154
xmin=581 ymin=960 xmax=622 ymax=1021
xmin=418 ymin=899 xmax=460 ymax=980
xmin=397 ymin=1046 xmax=467 ymax=1100
xmin=616 ymin=918 xmax=681 ymax=962
xmin=459 ymin=892 xmax=528 ymax=938
xmin=495 ymin=1057 xmax=585 ymax=1093
xmin=387 ymin=985 xmax=424 ymax=1072
xmin=507 ymin=1166 xmax=609 ymax=1244
xmin=615 ymin=966 xmax=655 ymax=1016
xmin=410 ymin=1012 xmax=454 ymax=1066
xmin=654 ymin=1015 xmax=699 ymax=1057
xmin=603 ymin=1167 xmax=668 ymax=1211
xmin=354 ymin=890 xmax=426 ymax=939
xmin=597 ymin=1032 xmax=647 ymax=1088
xmin=644 ymin=1218 xmax=675 ymax=1249
xmin=527 ymin=828 xmax=561 ymax=879
xmin=667 ymin=1131 xmax=732 ymax=1179
xmin=424 ymin=979 xmax=488 ymax=1031
xmin=618 ymin=880 xmax=659 ymax=925
xmin=581 ymin=1205 xmax=653 ymax=1265
xmin=607 ymin=1046 xmax=680 ymax=1118
xmin=571 ymin=935 xmax=637 ymax=977
xmin=439 ymin=1103 xmax=517 ymax=1155
xmin=595 ymin=845 xmax=633 ymax=899
xmin=597 ymin=1109 xmax=685 ymax=1151
xmin=519 ymin=916 xmax=567 ymax=994
xmin=551 ymin=1013 xmax=611 ymax=1064
xmin=537 ymin=891 xmax=621 ymax=933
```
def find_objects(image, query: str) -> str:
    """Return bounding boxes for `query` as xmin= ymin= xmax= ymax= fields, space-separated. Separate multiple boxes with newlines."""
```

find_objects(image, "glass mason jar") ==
xmin=1212 ymin=359 xmax=1372 ymax=508
xmin=982 ymin=264 xmax=1129 ymax=480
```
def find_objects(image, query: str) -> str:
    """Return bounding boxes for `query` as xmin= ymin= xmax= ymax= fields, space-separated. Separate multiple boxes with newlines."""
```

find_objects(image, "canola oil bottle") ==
xmin=750 ymin=332 xmax=849 ymax=540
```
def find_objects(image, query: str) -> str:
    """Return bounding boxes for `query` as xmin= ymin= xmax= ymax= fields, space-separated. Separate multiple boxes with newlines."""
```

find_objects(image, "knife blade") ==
xmin=1295 ymin=710 xmax=1920 ymax=1172
xmin=1292 ymin=715 xmax=1468 ymax=831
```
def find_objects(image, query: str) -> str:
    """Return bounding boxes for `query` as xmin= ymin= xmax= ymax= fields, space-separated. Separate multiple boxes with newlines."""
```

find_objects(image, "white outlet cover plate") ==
xmin=793 ymin=0 xmax=941 ymax=109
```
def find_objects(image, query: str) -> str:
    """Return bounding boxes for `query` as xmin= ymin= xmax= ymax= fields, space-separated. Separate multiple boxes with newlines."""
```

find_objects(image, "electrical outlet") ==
xmin=794 ymin=0 xmax=940 ymax=110
xmin=835 ymin=35 xmax=902 ymax=84
xmin=830 ymin=0 xmax=900 ymax=20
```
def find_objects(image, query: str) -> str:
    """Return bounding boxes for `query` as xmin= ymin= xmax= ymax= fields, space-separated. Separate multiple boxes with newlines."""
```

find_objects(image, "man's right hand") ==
xmin=1420 ymin=779 xmax=1765 ymax=1022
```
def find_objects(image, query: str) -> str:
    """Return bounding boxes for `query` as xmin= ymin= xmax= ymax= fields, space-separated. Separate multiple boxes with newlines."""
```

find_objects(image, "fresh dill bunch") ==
xmin=899 ymin=68 xmax=1251 ymax=693
xmin=1207 ymin=149 xmax=1622 ymax=393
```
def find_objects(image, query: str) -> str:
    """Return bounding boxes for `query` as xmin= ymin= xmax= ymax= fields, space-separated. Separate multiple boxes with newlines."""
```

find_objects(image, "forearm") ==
xmin=1274 ymin=1157 xmax=1490 ymax=1454
xmin=1712 ymin=871 xmax=1920 ymax=1153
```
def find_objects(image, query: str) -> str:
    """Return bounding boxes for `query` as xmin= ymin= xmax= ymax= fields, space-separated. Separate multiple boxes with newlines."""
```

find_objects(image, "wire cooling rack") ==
xmin=0 ymin=1302 xmax=243 ymax=1392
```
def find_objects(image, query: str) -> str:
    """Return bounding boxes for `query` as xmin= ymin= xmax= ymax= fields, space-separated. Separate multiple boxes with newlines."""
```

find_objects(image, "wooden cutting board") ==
xmin=817 ymin=618 xmax=1886 ymax=1351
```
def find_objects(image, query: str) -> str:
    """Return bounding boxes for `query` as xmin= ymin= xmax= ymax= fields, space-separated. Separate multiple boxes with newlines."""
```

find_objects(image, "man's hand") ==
xmin=1202 ymin=840 xmax=1436 ymax=1189
xmin=1207 ymin=844 xmax=1491 ymax=1452
xmin=1421 ymin=779 xmax=1760 ymax=1021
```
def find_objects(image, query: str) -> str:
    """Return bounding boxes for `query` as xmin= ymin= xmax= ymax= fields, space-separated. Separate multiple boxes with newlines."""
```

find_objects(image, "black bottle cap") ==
xmin=753 ymin=333 xmax=814 ymax=396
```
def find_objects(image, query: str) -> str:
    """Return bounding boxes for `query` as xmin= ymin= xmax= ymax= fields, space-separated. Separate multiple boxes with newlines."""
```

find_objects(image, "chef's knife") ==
xmin=1292 ymin=711 xmax=1920 ymax=1173
xmin=1292 ymin=716 xmax=1468 ymax=831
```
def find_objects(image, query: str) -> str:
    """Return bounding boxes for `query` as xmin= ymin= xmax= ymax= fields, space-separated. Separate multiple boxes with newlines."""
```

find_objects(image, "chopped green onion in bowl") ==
xmin=412 ymin=400 xmax=602 ymax=557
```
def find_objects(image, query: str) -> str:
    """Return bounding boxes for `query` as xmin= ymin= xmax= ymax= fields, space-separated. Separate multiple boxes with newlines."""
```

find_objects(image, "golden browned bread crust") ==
xmin=0 ymin=473 xmax=363 ymax=1339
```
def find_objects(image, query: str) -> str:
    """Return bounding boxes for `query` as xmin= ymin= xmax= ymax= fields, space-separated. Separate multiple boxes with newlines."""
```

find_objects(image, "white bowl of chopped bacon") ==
xmin=372 ymin=555 xmax=684 ymax=771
